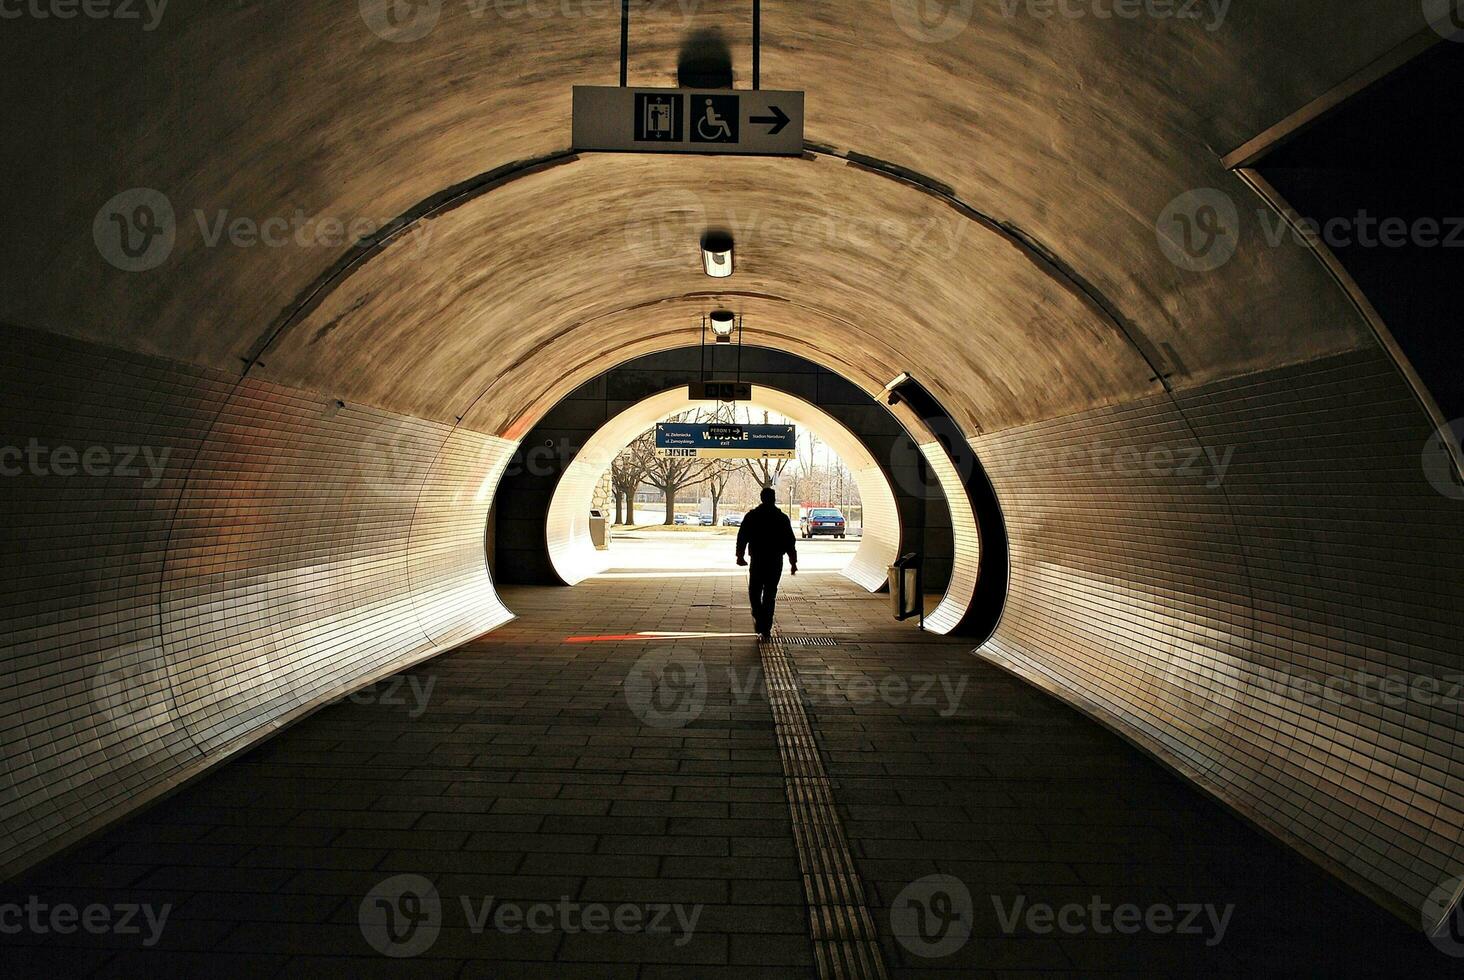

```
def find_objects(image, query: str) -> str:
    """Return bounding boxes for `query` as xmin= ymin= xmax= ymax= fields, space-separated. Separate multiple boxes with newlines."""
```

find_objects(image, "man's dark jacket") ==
xmin=736 ymin=502 xmax=798 ymax=566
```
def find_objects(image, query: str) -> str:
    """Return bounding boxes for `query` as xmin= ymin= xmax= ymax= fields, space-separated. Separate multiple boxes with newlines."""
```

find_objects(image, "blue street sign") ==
xmin=655 ymin=423 xmax=796 ymax=459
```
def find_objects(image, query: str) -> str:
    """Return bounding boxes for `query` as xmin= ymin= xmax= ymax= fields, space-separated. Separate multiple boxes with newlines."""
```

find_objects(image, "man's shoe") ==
xmin=758 ymin=631 xmax=771 ymax=642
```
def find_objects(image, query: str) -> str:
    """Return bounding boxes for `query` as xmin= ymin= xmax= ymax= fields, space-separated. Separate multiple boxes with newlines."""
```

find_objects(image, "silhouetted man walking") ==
xmin=736 ymin=487 xmax=798 ymax=641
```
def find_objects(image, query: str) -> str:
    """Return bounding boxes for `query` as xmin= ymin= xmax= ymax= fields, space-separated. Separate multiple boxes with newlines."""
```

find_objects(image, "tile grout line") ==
xmin=759 ymin=634 xmax=890 ymax=980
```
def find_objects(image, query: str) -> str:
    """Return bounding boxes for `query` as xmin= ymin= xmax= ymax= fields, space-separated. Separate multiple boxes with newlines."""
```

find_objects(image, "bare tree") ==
xmin=739 ymin=408 xmax=791 ymax=489
xmin=610 ymin=435 xmax=653 ymax=525
xmin=640 ymin=412 xmax=719 ymax=524
xmin=702 ymin=459 xmax=737 ymax=524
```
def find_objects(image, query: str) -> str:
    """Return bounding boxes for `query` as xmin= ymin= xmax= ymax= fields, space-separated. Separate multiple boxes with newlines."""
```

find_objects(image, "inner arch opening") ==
xmin=489 ymin=345 xmax=1005 ymax=638
xmin=543 ymin=385 xmax=901 ymax=590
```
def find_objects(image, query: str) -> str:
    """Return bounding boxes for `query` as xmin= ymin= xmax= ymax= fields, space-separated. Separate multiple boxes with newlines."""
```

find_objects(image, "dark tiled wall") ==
xmin=975 ymin=347 xmax=1464 ymax=925
xmin=0 ymin=326 xmax=513 ymax=876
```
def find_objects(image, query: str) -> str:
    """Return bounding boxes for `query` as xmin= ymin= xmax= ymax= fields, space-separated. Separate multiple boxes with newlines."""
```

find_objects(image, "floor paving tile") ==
xmin=2 ymin=570 xmax=1458 ymax=976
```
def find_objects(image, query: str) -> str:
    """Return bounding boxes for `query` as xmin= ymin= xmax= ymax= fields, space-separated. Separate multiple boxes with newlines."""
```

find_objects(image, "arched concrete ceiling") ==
xmin=2 ymin=2 xmax=1425 ymax=439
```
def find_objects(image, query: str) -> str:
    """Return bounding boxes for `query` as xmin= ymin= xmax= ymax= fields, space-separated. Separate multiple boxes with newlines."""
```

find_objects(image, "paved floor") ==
xmin=1 ymin=561 xmax=1458 ymax=977
xmin=599 ymin=527 xmax=861 ymax=573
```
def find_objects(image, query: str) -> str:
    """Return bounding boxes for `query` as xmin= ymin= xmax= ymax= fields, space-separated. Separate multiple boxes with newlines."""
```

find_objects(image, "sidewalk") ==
xmin=0 ymin=571 xmax=1452 ymax=976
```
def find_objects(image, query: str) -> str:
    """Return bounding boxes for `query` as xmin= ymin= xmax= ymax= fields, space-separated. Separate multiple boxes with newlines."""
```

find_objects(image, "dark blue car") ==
xmin=800 ymin=508 xmax=847 ymax=539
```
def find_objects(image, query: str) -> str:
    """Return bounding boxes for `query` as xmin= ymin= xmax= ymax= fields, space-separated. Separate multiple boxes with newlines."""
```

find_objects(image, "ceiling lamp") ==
xmin=709 ymin=309 xmax=737 ymax=343
xmin=701 ymin=231 xmax=733 ymax=278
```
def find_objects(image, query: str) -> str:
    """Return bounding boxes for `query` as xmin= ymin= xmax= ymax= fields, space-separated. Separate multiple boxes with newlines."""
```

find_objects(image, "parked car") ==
xmin=698 ymin=513 xmax=715 ymax=526
xmin=721 ymin=513 xmax=743 ymax=527
xmin=800 ymin=508 xmax=847 ymax=539
xmin=673 ymin=513 xmax=692 ymax=525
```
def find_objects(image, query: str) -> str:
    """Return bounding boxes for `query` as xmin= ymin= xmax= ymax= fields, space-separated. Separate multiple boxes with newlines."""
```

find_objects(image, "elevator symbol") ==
xmin=691 ymin=95 xmax=739 ymax=143
xmin=634 ymin=93 xmax=683 ymax=142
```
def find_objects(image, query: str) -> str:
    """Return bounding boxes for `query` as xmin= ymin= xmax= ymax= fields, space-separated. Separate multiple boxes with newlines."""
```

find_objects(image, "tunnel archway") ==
xmin=491 ymin=346 xmax=1008 ymax=636
xmin=541 ymin=384 xmax=903 ymax=590
xmin=7 ymin=4 xmax=1464 ymax=943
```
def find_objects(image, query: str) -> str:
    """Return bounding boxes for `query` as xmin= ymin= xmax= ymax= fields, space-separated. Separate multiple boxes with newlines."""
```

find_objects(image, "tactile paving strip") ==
xmin=760 ymin=633 xmax=890 ymax=980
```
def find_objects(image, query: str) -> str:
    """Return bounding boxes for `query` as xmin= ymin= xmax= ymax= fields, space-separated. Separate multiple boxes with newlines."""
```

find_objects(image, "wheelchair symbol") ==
xmin=691 ymin=96 xmax=739 ymax=143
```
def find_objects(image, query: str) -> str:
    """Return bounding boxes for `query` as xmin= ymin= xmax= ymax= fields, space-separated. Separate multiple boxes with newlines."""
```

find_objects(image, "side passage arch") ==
xmin=544 ymin=387 xmax=902 ymax=589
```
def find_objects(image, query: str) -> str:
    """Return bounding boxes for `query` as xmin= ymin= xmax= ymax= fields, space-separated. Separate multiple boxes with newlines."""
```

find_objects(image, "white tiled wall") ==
xmin=975 ymin=349 xmax=1464 ymax=927
xmin=0 ymin=325 xmax=512 ymax=875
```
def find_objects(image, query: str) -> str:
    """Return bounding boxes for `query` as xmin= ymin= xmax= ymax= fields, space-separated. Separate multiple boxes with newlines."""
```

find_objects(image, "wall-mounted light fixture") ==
xmin=701 ymin=231 xmax=734 ymax=278
xmin=883 ymin=372 xmax=913 ymax=406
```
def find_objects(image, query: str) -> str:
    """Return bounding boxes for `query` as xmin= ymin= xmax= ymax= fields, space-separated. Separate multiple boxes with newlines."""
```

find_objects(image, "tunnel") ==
xmin=489 ymin=345 xmax=1004 ymax=630
xmin=3 ymin=2 xmax=1464 ymax=976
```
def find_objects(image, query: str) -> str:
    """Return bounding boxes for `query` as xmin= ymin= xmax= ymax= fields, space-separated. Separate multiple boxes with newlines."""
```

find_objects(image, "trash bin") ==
xmin=889 ymin=553 xmax=921 ymax=622
xmin=588 ymin=510 xmax=609 ymax=550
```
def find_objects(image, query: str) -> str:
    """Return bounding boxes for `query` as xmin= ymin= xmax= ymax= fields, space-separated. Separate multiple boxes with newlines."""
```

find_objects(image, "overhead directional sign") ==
xmin=572 ymin=86 xmax=804 ymax=156
xmin=655 ymin=423 xmax=797 ymax=459
xmin=689 ymin=381 xmax=752 ymax=403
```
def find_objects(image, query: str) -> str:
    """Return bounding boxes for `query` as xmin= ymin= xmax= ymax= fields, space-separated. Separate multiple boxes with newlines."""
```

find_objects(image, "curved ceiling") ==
xmin=2 ymin=1 xmax=1424 ymax=440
